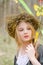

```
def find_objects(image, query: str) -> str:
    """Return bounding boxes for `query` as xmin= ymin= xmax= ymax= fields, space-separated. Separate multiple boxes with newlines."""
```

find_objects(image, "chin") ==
xmin=23 ymin=38 xmax=32 ymax=42
xmin=23 ymin=39 xmax=30 ymax=42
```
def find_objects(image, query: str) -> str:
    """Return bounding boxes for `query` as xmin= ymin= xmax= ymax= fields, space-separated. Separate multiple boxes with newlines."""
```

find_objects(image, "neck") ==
xmin=18 ymin=39 xmax=34 ymax=54
xmin=19 ymin=42 xmax=32 ymax=55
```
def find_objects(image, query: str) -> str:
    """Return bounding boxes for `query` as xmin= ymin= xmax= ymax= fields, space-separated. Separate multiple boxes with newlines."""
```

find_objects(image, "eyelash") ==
xmin=18 ymin=29 xmax=23 ymax=31
xmin=27 ymin=28 xmax=31 ymax=30
xmin=18 ymin=28 xmax=31 ymax=31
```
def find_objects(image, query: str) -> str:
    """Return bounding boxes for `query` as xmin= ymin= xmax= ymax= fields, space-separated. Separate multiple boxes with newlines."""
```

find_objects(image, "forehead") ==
xmin=17 ymin=21 xmax=34 ymax=28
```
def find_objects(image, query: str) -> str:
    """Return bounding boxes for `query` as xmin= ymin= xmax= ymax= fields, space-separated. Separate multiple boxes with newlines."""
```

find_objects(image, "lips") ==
xmin=24 ymin=35 xmax=29 ymax=38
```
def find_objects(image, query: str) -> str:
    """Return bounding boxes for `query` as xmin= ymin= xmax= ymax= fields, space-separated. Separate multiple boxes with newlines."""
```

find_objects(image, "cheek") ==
xmin=19 ymin=32 xmax=23 ymax=38
xmin=16 ymin=30 xmax=22 ymax=40
xmin=28 ymin=30 xmax=32 ymax=36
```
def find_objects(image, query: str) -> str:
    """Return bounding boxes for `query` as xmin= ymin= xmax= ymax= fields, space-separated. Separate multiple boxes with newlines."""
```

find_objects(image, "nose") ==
xmin=24 ymin=29 xmax=28 ymax=34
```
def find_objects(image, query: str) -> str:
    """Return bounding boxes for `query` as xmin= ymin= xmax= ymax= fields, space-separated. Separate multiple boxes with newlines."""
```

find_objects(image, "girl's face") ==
xmin=16 ymin=21 xmax=34 ymax=43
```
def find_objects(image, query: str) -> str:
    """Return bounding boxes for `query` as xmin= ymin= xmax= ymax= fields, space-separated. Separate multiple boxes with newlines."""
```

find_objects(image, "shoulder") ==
xmin=37 ymin=44 xmax=43 ymax=54
xmin=14 ymin=55 xmax=18 ymax=65
xmin=37 ymin=44 xmax=43 ymax=64
xmin=14 ymin=51 xmax=19 ymax=65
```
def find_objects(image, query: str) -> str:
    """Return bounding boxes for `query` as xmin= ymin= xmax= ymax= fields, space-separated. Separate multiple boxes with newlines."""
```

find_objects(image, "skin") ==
xmin=16 ymin=21 xmax=32 ymax=43
xmin=16 ymin=21 xmax=41 ymax=65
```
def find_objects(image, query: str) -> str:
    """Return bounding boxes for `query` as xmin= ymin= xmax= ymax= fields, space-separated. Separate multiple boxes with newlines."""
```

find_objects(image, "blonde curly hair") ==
xmin=7 ymin=12 xmax=40 ymax=39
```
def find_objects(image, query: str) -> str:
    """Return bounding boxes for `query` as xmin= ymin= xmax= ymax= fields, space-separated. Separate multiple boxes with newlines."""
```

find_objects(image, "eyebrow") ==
xmin=18 ymin=26 xmax=31 ymax=29
xmin=18 ymin=27 xmax=23 ymax=29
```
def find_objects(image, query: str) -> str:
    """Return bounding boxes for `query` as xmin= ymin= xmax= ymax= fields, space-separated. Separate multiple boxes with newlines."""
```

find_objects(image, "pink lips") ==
xmin=24 ymin=35 xmax=29 ymax=38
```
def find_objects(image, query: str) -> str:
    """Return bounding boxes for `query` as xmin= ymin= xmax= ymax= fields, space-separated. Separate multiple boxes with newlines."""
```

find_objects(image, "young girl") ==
xmin=7 ymin=13 xmax=43 ymax=65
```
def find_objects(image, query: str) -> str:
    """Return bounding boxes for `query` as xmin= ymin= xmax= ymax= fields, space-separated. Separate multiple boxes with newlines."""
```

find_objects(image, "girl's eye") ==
xmin=18 ymin=29 xmax=24 ymax=31
xmin=27 ymin=28 xmax=31 ymax=30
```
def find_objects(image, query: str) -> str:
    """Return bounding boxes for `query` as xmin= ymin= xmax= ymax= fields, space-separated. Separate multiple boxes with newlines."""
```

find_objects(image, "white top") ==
xmin=16 ymin=50 xmax=29 ymax=65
